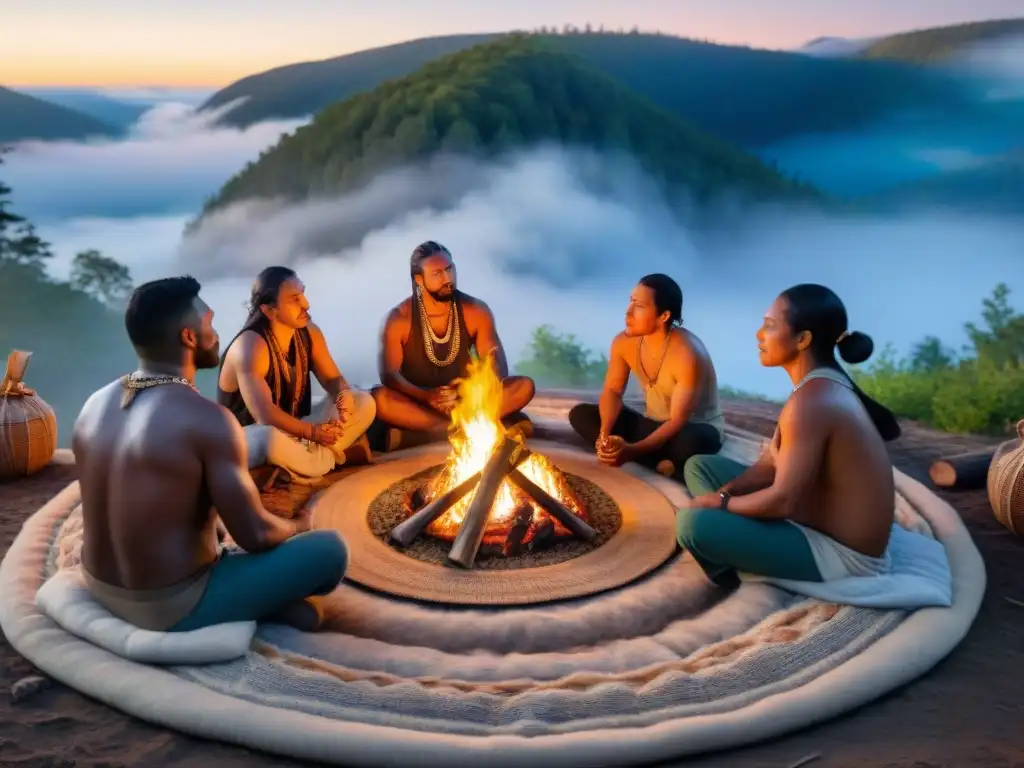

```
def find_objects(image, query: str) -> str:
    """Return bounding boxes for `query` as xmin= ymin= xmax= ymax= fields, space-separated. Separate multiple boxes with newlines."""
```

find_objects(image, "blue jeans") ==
xmin=677 ymin=454 xmax=822 ymax=585
xmin=171 ymin=530 xmax=348 ymax=631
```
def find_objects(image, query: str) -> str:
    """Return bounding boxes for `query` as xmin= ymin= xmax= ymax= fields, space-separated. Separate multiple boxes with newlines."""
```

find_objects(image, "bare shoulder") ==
xmin=185 ymin=394 xmax=245 ymax=456
xmin=73 ymin=379 xmax=123 ymax=439
xmin=231 ymin=330 xmax=270 ymax=369
xmin=609 ymin=331 xmax=633 ymax=357
xmin=305 ymin=321 xmax=330 ymax=350
xmin=460 ymin=295 xmax=495 ymax=331
xmin=784 ymin=380 xmax=838 ymax=428
xmin=668 ymin=330 xmax=700 ymax=369
xmin=458 ymin=293 xmax=488 ymax=312
xmin=384 ymin=299 xmax=413 ymax=333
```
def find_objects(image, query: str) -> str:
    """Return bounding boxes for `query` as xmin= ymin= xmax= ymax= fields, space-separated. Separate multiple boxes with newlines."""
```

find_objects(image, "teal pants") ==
xmin=677 ymin=455 xmax=823 ymax=585
xmin=171 ymin=530 xmax=348 ymax=632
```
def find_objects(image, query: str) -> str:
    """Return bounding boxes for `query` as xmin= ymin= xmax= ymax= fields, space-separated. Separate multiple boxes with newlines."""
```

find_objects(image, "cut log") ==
xmin=388 ymin=446 xmax=528 ymax=548
xmin=509 ymin=469 xmax=598 ymax=542
xmin=502 ymin=504 xmax=534 ymax=557
xmin=448 ymin=437 xmax=520 ymax=568
xmin=390 ymin=473 xmax=479 ymax=548
xmin=928 ymin=449 xmax=996 ymax=490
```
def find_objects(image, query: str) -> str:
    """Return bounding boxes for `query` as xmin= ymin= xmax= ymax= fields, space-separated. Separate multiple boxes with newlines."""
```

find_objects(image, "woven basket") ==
xmin=0 ymin=350 xmax=58 ymax=482
xmin=987 ymin=419 xmax=1024 ymax=537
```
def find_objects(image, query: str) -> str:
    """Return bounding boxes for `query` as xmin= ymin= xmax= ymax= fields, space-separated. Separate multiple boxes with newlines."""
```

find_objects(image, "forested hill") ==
xmin=872 ymin=150 xmax=1024 ymax=216
xmin=0 ymin=85 xmax=122 ymax=143
xmin=859 ymin=17 xmax=1024 ymax=64
xmin=201 ymin=34 xmax=498 ymax=129
xmin=199 ymin=30 xmax=974 ymax=147
xmin=197 ymin=37 xmax=818 ymax=221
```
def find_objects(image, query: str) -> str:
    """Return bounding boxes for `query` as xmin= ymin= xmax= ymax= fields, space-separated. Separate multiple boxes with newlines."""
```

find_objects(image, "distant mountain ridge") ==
xmin=0 ymin=85 xmax=122 ymax=143
xmin=198 ymin=30 xmax=975 ymax=148
xmin=19 ymin=88 xmax=150 ymax=128
xmin=197 ymin=36 xmax=818 ymax=225
xmin=858 ymin=17 xmax=1024 ymax=64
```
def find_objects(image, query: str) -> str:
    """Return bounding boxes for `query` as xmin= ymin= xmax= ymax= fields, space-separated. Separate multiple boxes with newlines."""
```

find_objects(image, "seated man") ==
xmin=569 ymin=273 xmax=725 ymax=478
xmin=370 ymin=241 xmax=535 ymax=450
xmin=217 ymin=266 xmax=376 ymax=481
xmin=678 ymin=283 xmax=901 ymax=589
xmin=74 ymin=276 xmax=347 ymax=632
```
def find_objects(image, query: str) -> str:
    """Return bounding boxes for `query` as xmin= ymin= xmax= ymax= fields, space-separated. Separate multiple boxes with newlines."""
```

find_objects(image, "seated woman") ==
xmin=678 ymin=283 xmax=901 ymax=588
xmin=568 ymin=273 xmax=725 ymax=477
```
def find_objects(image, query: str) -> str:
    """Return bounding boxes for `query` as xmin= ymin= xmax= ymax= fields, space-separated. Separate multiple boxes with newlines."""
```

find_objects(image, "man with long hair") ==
xmin=218 ymin=266 xmax=376 ymax=481
xmin=74 ymin=276 xmax=347 ymax=632
xmin=370 ymin=241 xmax=535 ymax=450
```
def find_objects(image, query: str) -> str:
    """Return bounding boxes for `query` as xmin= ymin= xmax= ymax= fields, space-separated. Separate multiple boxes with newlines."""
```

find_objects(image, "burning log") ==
xmin=390 ymin=473 xmax=480 ymax=548
xmin=402 ymin=487 xmax=427 ymax=517
xmin=509 ymin=468 xmax=598 ymax=542
xmin=502 ymin=504 xmax=534 ymax=557
xmin=389 ymin=445 xmax=529 ymax=548
xmin=528 ymin=517 xmax=556 ymax=552
xmin=448 ymin=437 xmax=521 ymax=568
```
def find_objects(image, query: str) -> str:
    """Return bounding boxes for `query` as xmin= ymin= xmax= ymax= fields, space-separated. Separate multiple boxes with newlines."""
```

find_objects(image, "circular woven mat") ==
xmin=312 ymin=442 xmax=678 ymax=605
xmin=365 ymin=467 xmax=623 ymax=569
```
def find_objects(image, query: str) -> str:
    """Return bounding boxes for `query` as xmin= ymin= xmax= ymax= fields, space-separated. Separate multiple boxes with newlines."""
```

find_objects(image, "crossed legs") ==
xmin=370 ymin=375 xmax=536 ymax=447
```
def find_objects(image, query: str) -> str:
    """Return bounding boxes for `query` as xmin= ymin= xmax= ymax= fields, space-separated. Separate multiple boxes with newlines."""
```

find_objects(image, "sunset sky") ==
xmin=4 ymin=0 xmax=1022 ymax=88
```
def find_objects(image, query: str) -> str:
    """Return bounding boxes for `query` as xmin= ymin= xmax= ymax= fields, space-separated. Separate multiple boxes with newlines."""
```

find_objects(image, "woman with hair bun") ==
xmin=678 ymin=283 xmax=901 ymax=587
xmin=568 ymin=273 xmax=725 ymax=476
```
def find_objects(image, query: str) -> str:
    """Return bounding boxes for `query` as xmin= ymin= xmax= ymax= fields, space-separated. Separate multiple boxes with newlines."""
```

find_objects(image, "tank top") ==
xmin=401 ymin=290 xmax=474 ymax=389
xmin=638 ymin=331 xmax=725 ymax=437
xmin=217 ymin=325 xmax=313 ymax=426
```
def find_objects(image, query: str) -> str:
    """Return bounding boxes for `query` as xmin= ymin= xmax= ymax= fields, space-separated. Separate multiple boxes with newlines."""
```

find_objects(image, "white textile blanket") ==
xmin=35 ymin=568 xmax=256 ymax=665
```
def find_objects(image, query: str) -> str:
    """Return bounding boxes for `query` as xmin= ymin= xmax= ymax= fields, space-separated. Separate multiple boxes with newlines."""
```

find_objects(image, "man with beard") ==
xmin=74 ymin=276 xmax=348 ymax=632
xmin=217 ymin=266 xmax=377 ymax=481
xmin=370 ymin=241 xmax=535 ymax=450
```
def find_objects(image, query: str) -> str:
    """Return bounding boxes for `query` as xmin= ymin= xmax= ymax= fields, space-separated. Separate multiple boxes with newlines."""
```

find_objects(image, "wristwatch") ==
xmin=718 ymin=490 xmax=730 ymax=510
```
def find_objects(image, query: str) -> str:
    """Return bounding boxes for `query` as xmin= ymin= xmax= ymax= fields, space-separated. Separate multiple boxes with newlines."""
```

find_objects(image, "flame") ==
xmin=425 ymin=355 xmax=584 ymax=540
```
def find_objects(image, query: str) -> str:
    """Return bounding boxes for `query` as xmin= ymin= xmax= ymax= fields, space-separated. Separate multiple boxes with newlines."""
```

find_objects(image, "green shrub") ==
xmin=514 ymin=325 xmax=608 ymax=388
xmin=853 ymin=283 xmax=1024 ymax=435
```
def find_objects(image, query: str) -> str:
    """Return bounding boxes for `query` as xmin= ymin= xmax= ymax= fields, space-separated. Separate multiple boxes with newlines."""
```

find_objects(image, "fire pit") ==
xmin=387 ymin=359 xmax=598 ymax=568
xmin=311 ymin=360 xmax=679 ymax=605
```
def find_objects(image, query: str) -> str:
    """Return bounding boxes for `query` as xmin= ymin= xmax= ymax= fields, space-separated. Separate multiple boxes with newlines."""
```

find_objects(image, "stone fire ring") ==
xmin=312 ymin=440 xmax=678 ymax=605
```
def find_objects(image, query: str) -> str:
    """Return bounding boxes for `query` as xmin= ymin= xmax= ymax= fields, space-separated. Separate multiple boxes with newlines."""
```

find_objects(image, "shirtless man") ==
xmin=677 ymin=283 xmax=901 ymax=588
xmin=74 ymin=275 xmax=347 ymax=632
xmin=217 ymin=266 xmax=377 ymax=481
xmin=568 ymin=273 xmax=725 ymax=478
xmin=370 ymin=241 xmax=535 ymax=450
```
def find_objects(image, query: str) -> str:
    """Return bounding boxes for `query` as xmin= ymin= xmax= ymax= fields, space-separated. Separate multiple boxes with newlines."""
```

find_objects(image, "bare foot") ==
xmin=343 ymin=433 xmax=374 ymax=465
xmin=268 ymin=598 xmax=326 ymax=631
xmin=656 ymin=459 xmax=676 ymax=478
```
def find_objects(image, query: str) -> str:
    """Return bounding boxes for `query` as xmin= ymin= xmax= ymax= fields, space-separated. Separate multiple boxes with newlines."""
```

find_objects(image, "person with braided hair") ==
xmin=217 ymin=266 xmax=377 ymax=481
xmin=74 ymin=276 xmax=347 ymax=633
xmin=369 ymin=241 xmax=535 ymax=451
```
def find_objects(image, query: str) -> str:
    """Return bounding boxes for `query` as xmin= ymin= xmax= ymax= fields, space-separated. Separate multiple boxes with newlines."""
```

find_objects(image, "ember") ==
xmin=388 ymin=356 xmax=595 ymax=567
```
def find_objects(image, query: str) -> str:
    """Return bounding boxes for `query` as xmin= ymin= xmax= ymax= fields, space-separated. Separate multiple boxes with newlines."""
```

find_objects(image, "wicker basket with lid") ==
xmin=987 ymin=419 xmax=1024 ymax=537
xmin=0 ymin=350 xmax=58 ymax=482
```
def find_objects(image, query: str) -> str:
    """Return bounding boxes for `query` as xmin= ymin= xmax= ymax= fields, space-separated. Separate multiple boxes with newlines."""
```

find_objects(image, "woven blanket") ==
xmin=45 ymin=498 xmax=919 ymax=737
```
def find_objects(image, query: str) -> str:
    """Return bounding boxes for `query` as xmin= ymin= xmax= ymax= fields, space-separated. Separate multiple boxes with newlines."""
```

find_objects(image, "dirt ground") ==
xmin=0 ymin=396 xmax=1021 ymax=768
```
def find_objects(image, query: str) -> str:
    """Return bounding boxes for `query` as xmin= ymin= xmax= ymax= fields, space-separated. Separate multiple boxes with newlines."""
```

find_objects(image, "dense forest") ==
xmin=0 ymin=85 xmax=122 ymax=143
xmin=200 ymin=29 xmax=976 ymax=148
xmin=0 ymin=148 xmax=135 ymax=445
xmin=198 ymin=36 xmax=819 ymax=220
xmin=872 ymin=150 xmax=1024 ymax=215
xmin=859 ymin=17 xmax=1024 ymax=64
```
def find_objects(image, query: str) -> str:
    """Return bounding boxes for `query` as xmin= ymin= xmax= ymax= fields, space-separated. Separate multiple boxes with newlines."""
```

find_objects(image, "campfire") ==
xmin=389 ymin=357 xmax=596 ymax=568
